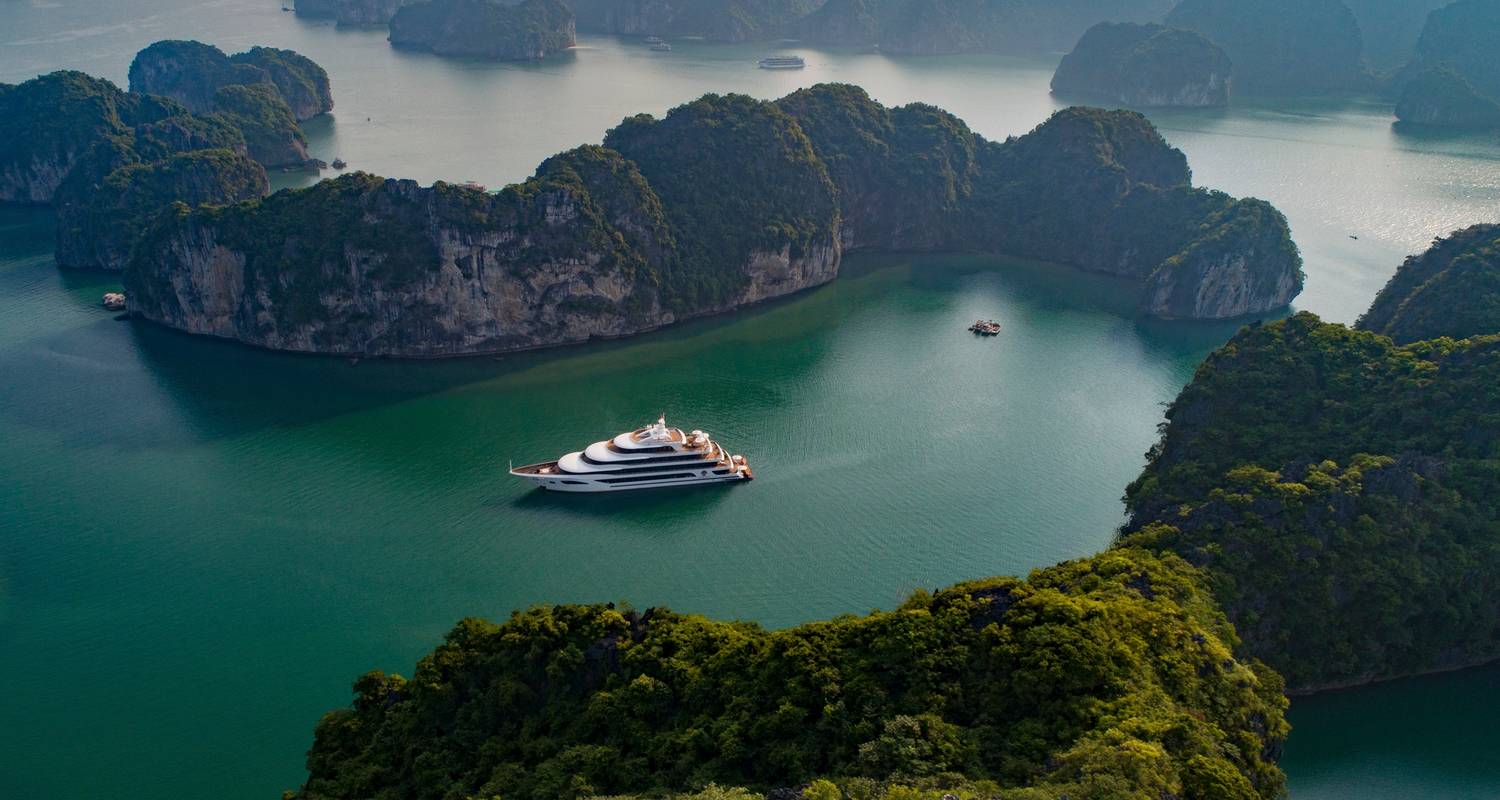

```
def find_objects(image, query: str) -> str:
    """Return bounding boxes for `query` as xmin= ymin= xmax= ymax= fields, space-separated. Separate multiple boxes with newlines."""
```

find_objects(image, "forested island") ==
xmin=289 ymin=224 xmax=1500 ymax=798
xmin=389 ymin=0 xmax=577 ymax=60
xmin=1394 ymin=0 xmax=1500 ymax=130
xmin=1051 ymin=22 xmax=1231 ymax=108
xmin=0 ymin=41 xmax=333 ymax=269
xmin=123 ymin=85 xmax=1301 ymax=357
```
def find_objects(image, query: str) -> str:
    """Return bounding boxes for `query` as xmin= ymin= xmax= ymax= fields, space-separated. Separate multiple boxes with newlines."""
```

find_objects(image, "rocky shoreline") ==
xmin=123 ymin=86 xmax=1303 ymax=358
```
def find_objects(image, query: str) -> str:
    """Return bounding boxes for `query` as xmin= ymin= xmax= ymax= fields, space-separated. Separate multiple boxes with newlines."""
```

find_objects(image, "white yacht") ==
xmin=510 ymin=417 xmax=753 ymax=492
xmin=758 ymin=56 xmax=805 ymax=70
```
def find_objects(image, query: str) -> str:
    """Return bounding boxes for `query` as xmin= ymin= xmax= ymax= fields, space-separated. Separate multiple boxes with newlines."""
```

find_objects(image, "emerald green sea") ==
xmin=2 ymin=3 xmax=1499 ymax=798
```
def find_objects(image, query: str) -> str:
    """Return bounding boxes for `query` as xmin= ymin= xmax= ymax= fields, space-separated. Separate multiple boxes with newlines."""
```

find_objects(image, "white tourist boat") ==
xmin=758 ymin=56 xmax=805 ymax=70
xmin=510 ymin=416 xmax=753 ymax=492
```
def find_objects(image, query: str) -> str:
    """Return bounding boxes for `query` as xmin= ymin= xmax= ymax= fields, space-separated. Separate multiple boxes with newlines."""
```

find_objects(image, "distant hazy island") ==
xmin=300 ymin=0 xmax=1174 ymax=54
xmin=1165 ymin=0 xmax=1370 ymax=96
xmin=1052 ymin=22 xmax=1231 ymax=108
xmin=122 ymin=85 xmax=1301 ymax=357
xmin=1394 ymin=0 xmax=1500 ymax=130
xmin=0 ymin=40 xmax=332 ymax=269
xmin=288 ymin=225 xmax=1500 ymax=799
xmin=389 ymin=0 xmax=577 ymax=60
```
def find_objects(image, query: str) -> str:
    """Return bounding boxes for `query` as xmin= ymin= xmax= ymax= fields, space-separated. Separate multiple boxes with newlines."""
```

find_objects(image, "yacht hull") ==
xmin=510 ymin=470 xmax=751 ymax=492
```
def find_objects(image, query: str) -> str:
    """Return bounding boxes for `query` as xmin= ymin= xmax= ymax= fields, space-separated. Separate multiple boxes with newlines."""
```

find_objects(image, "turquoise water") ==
xmin=2 ymin=3 xmax=1500 ymax=798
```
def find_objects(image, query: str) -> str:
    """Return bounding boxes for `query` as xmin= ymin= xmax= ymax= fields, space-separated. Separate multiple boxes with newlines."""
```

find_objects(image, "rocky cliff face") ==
xmin=55 ymin=148 xmax=267 ymax=271
xmin=0 ymin=71 xmax=178 ymax=205
xmin=389 ymin=0 xmax=576 ymax=60
xmin=126 ymin=139 xmax=838 ymax=356
xmin=1166 ymin=0 xmax=1369 ymax=96
xmin=1140 ymin=199 xmax=1302 ymax=318
xmin=123 ymin=40 xmax=327 ymax=169
xmin=129 ymin=40 xmax=332 ymax=122
xmin=296 ymin=0 xmax=415 ymax=25
xmin=128 ymin=87 xmax=1300 ymax=356
xmin=1358 ymin=224 xmax=1500 ymax=343
xmin=128 ymin=40 xmax=272 ymax=115
xmin=1053 ymin=23 xmax=1231 ymax=108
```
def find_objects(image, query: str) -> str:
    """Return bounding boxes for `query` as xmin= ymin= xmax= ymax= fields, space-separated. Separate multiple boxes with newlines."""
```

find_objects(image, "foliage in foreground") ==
xmin=295 ymin=549 xmax=1286 ymax=800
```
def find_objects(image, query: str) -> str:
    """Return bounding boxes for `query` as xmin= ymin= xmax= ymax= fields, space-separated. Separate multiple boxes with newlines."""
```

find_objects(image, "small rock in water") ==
xmin=102 ymin=292 xmax=126 ymax=311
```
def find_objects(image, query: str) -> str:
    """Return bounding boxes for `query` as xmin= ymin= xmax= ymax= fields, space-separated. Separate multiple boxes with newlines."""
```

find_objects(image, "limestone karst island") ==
xmin=2 ymin=1 xmax=1499 ymax=800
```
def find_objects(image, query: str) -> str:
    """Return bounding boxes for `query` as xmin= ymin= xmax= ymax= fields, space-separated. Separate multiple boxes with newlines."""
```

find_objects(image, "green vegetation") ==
xmin=604 ymin=93 xmax=839 ymax=312
xmin=1165 ymin=0 xmax=1369 ymax=95
xmin=1359 ymin=224 xmax=1500 ymax=342
xmin=208 ymin=83 xmax=312 ymax=169
xmin=129 ymin=84 xmax=1302 ymax=355
xmin=389 ymin=0 xmax=576 ymax=61
xmin=1053 ymin=23 xmax=1232 ymax=108
xmin=295 ymin=548 xmax=1287 ymax=800
xmin=127 ymin=149 xmax=676 ymax=352
xmin=128 ymin=39 xmax=331 ymax=121
xmin=229 ymin=46 xmax=334 ymax=121
xmin=128 ymin=39 xmax=271 ymax=115
xmin=55 ymin=148 xmax=267 ymax=270
xmin=0 ymin=68 xmax=275 ymax=266
xmin=0 ymin=71 xmax=178 ymax=204
xmin=1123 ymin=309 xmax=1500 ymax=689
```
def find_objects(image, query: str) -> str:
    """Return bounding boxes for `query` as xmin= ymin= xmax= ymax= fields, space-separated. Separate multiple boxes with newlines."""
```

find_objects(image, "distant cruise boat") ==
xmin=510 ymin=416 xmax=753 ymax=492
xmin=758 ymin=56 xmax=805 ymax=70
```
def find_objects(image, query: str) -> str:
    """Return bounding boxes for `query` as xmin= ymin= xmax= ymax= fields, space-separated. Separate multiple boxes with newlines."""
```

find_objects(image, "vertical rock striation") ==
xmin=126 ymin=87 xmax=1302 ymax=357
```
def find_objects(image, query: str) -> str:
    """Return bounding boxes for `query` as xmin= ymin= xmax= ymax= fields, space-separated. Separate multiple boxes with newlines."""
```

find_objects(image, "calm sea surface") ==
xmin=2 ymin=2 xmax=1499 ymax=798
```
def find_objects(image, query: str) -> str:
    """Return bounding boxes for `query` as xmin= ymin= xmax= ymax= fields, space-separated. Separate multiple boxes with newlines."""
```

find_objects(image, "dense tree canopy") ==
xmin=1124 ymin=310 xmax=1500 ymax=689
xmin=296 ymin=548 xmax=1287 ymax=800
xmin=1360 ymin=224 xmax=1500 ymax=342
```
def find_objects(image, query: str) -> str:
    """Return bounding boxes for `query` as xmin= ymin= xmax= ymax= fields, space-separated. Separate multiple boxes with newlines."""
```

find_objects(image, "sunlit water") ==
xmin=2 ymin=2 xmax=1499 ymax=798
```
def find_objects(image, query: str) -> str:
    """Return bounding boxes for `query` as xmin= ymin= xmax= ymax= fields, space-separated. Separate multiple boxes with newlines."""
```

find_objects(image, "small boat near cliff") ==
xmin=758 ymin=56 xmax=805 ymax=70
xmin=511 ymin=416 xmax=753 ymax=492
xmin=650 ymin=42 xmax=672 ymax=52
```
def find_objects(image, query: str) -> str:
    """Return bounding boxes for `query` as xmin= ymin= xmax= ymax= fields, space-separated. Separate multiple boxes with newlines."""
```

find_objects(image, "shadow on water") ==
xmin=2 ymin=242 xmax=1262 ymax=453
xmin=506 ymin=479 xmax=741 ymax=523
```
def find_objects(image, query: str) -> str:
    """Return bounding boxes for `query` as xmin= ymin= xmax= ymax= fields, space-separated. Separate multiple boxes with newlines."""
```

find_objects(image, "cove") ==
xmin=3 ymin=2 xmax=1500 ymax=797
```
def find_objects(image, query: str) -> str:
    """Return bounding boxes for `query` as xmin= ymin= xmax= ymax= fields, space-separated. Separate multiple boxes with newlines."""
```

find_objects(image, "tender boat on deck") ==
xmin=510 ymin=416 xmax=753 ymax=492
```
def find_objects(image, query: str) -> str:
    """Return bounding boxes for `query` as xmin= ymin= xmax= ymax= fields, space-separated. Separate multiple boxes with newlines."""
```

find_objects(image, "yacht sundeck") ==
xmin=510 ymin=416 xmax=753 ymax=492
xmin=758 ymin=56 xmax=805 ymax=70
